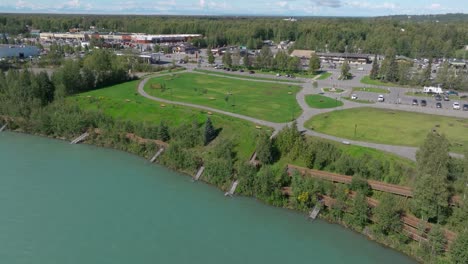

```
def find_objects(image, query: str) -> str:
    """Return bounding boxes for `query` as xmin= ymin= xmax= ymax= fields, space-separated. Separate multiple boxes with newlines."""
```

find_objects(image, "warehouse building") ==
xmin=0 ymin=45 xmax=40 ymax=59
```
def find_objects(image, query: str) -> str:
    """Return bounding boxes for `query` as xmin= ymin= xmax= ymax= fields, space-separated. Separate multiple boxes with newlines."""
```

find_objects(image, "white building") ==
xmin=0 ymin=45 xmax=40 ymax=59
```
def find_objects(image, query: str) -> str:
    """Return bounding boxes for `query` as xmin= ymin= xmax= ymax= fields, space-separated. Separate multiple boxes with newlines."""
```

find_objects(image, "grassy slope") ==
xmin=71 ymin=80 xmax=266 ymax=160
xmin=305 ymin=107 xmax=468 ymax=153
xmin=144 ymin=73 xmax=302 ymax=123
xmin=194 ymin=69 xmax=303 ymax=83
xmin=305 ymin=95 xmax=344 ymax=108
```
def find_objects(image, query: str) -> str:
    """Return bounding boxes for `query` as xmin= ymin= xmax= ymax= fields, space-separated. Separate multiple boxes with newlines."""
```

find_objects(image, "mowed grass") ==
xmin=194 ymin=69 xmax=303 ymax=83
xmin=305 ymin=94 xmax=344 ymax=108
xmin=71 ymin=80 xmax=267 ymax=160
xmin=144 ymin=72 xmax=302 ymax=123
xmin=360 ymin=76 xmax=396 ymax=87
xmin=317 ymin=72 xmax=332 ymax=80
xmin=305 ymin=107 xmax=468 ymax=153
xmin=352 ymin=87 xmax=390 ymax=94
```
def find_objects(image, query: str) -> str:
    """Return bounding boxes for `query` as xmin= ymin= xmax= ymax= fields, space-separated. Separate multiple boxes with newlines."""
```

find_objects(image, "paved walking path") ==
xmin=137 ymin=69 xmax=466 ymax=161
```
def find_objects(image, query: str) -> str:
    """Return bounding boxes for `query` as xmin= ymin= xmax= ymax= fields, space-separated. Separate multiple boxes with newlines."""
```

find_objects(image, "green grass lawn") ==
xmin=352 ymin=87 xmax=390 ymax=94
xmin=317 ymin=72 xmax=332 ymax=80
xmin=305 ymin=107 xmax=468 ymax=153
xmin=194 ymin=69 xmax=303 ymax=83
xmin=143 ymin=72 xmax=302 ymax=123
xmin=324 ymin=88 xmax=345 ymax=93
xmin=342 ymin=97 xmax=375 ymax=104
xmin=71 ymin=80 xmax=267 ymax=160
xmin=305 ymin=95 xmax=344 ymax=108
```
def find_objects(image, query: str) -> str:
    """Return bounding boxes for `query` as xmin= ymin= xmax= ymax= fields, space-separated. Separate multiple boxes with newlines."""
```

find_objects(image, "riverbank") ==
xmin=0 ymin=122 xmax=422 ymax=262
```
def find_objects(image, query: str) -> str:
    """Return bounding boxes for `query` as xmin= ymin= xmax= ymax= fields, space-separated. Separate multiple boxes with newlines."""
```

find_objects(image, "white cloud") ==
xmin=428 ymin=3 xmax=441 ymax=10
xmin=277 ymin=1 xmax=289 ymax=8
xmin=200 ymin=0 xmax=206 ymax=8
xmin=310 ymin=0 xmax=342 ymax=8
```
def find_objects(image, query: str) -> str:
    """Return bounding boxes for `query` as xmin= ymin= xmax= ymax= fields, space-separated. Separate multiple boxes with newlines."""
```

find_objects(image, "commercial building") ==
xmin=317 ymin=52 xmax=372 ymax=64
xmin=40 ymin=32 xmax=202 ymax=44
xmin=0 ymin=45 xmax=39 ymax=59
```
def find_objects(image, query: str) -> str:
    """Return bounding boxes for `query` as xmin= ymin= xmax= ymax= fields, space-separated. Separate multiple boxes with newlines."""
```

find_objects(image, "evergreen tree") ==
xmin=158 ymin=121 xmax=170 ymax=142
xmin=273 ymin=50 xmax=289 ymax=71
xmin=427 ymin=224 xmax=446 ymax=257
xmin=243 ymin=53 xmax=251 ymax=68
xmin=222 ymin=51 xmax=232 ymax=67
xmin=207 ymin=47 xmax=215 ymax=65
xmin=369 ymin=55 xmax=379 ymax=80
xmin=340 ymin=60 xmax=351 ymax=80
xmin=204 ymin=117 xmax=215 ymax=145
xmin=421 ymin=58 xmax=433 ymax=86
xmin=256 ymin=132 xmax=273 ymax=164
xmin=308 ymin=54 xmax=321 ymax=74
xmin=412 ymin=132 xmax=450 ymax=222
xmin=373 ymin=194 xmax=402 ymax=235
xmin=351 ymin=191 xmax=369 ymax=229
xmin=382 ymin=48 xmax=398 ymax=83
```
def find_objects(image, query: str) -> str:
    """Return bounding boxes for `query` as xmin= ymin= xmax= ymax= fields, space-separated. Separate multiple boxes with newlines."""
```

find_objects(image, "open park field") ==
xmin=71 ymin=80 xmax=266 ymax=160
xmin=194 ymin=69 xmax=303 ymax=83
xmin=143 ymin=73 xmax=302 ymax=122
xmin=305 ymin=107 xmax=468 ymax=153
xmin=305 ymin=95 xmax=344 ymax=108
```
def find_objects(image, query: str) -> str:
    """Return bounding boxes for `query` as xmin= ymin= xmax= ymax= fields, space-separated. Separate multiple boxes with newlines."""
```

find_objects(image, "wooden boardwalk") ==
xmin=287 ymin=164 xmax=413 ymax=197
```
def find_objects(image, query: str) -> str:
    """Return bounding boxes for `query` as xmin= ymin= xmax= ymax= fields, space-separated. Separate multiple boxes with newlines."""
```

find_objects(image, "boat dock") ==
xmin=194 ymin=166 xmax=205 ymax=181
xmin=308 ymin=204 xmax=321 ymax=220
xmin=70 ymin=132 xmax=89 ymax=144
xmin=150 ymin=148 xmax=165 ymax=163
xmin=0 ymin=123 xmax=7 ymax=132
xmin=225 ymin=180 xmax=239 ymax=196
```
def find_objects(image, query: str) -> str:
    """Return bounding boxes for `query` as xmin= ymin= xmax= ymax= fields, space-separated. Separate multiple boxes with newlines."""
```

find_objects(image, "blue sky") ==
xmin=0 ymin=0 xmax=466 ymax=16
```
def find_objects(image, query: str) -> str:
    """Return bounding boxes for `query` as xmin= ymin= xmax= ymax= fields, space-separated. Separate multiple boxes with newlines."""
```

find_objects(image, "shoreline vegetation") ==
xmin=1 ymin=50 xmax=466 ymax=264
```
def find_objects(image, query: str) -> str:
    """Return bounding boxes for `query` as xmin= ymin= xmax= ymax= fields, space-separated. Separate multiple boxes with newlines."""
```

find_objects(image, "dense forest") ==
xmin=1 ymin=13 xmax=468 ymax=58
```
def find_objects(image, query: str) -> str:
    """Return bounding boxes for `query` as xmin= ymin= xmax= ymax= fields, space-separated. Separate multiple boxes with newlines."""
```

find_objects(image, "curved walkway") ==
xmin=137 ymin=75 xmax=286 ymax=131
xmin=138 ymin=69 xmax=465 ymax=161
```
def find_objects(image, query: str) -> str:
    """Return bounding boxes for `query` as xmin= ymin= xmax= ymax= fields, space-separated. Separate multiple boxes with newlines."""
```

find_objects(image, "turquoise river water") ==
xmin=0 ymin=132 xmax=416 ymax=263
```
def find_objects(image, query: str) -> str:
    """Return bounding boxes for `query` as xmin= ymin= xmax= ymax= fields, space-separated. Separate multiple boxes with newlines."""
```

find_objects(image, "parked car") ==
xmin=421 ymin=100 xmax=427 ymax=107
xmin=377 ymin=95 xmax=384 ymax=102
xmin=276 ymin=73 xmax=281 ymax=77
xmin=412 ymin=99 xmax=418 ymax=105
xmin=239 ymin=69 xmax=244 ymax=72
xmin=443 ymin=95 xmax=450 ymax=101
xmin=249 ymin=70 xmax=255 ymax=74
xmin=351 ymin=94 xmax=358 ymax=100
xmin=436 ymin=102 xmax=442 ymax=108
xmin=447 ymin=90 xmax=459 ymax=96
xmin=463 ymin=104 xmax=468 ymax=111
xmin=435 ymin=94 xmax=442 ymax=101
xmin=453 ymin=102 xmax=460 ymax=110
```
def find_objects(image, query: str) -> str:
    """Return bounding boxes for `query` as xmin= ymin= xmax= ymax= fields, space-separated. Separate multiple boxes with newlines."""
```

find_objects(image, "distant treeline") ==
xmin=1 ymin=14 xmax=468 ymax=58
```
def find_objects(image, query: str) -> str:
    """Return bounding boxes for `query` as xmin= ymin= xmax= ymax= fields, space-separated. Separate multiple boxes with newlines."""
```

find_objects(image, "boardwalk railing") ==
xmin=287 ymin=164 xmax=413 ymax=197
